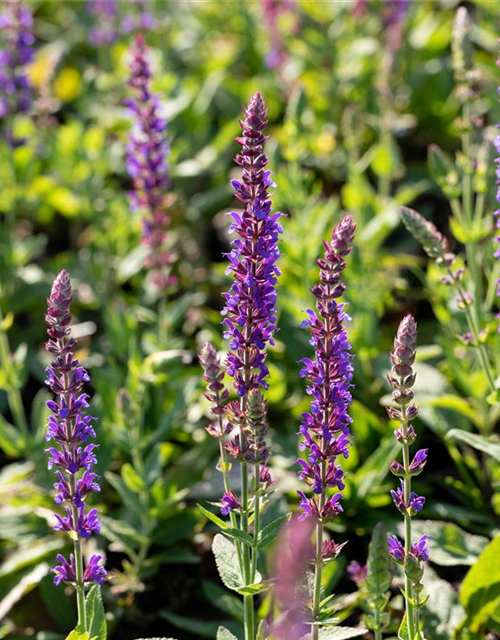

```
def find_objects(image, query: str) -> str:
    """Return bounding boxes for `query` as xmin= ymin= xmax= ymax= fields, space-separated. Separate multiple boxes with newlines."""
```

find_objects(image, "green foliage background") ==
xmin=1 ymin=1 xmax=500 ymax=639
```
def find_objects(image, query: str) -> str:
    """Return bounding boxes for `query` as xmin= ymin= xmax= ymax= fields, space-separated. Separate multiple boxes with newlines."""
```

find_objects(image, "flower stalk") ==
xmin=387 ymin=315 xmax=430 ymax=638
xmin=45 ymin=271 xmax=106 ymax=629
xmin=297 ymin=215 xmax=355 ymax=638
xmin=201 ymin=92 xmax=281 ymax=640
xmin=400 ymin=206 xmax=496 ymax=394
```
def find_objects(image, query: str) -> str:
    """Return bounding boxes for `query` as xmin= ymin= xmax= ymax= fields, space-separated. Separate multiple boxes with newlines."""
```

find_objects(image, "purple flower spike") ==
xmin=386 ymin=313 xmax=429 ymax=629
xmin=126 ymin=35 xmax=176 ymax=291
xmin=0 ymin=0 xmax=34 ymax=147
xmin=222 ymin=93 xmax=282 ymax=397
xmin=296 ymin=216 xmax=356 ymax=520
xmin=45 ymin=270 xmax=106 ymax=587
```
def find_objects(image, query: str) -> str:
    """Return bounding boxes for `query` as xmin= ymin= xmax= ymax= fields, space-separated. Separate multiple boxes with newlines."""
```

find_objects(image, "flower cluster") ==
xmin=0 ymin=0 xmax=34 ymax=146
xmin=222 ymin=92 xmax=282 ymax=397
xmin=45 ymin=270 xmax=106 ymax=587
xmin=297 ymin=215 xmax=356 ymax=521
xmin=125 ymin=35 xmax=175 ymax=290
xmin=386 ymin=315 xmax=430 ymax=565
xmin=495 ymin=49 xmax=500 ymax=325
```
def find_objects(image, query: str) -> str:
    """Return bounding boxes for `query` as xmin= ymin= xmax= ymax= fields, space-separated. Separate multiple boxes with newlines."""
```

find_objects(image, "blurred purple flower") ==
xmin=271 ymin=515 xmax=314 ymax=640
xmin=347 ymin=560 xmax=368 ymax=586
xmin=125 ymin=35 xmax=176 ymax=290
xmin=261 ymin=0 xmax=296 ymax=71
xmin=0 ymin=0 xmax=34 ymax=146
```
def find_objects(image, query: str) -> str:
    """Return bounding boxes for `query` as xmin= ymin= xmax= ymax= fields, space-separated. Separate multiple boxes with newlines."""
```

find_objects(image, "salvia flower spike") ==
xmin=125 ymin=35 xmax=175 ymax=291
xmin=222 ymin=91 xmax=282 ymax=397
xmin=297 ymin=214 xmax=355 ymax=640
xmin=0 ymin=0 xmax=34 ymax=147
xmin=45 ymin=270 xmax=106 ymax=628
xmin=386 ymin=315 xmax=428 ymax=638
xmin=220 ymin=92 xmax=281 ymax=640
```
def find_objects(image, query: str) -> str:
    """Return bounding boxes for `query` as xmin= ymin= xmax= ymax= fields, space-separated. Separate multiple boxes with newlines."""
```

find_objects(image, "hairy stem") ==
xmin=251 ymin=462 xmax=260 ymax=582
xmin=400 ymin=398 xmax=417 ymax=639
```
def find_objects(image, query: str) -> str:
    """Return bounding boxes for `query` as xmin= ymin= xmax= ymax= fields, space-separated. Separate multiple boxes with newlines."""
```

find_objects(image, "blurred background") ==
xmin=1 ymin=1 xmax=500 ymax=638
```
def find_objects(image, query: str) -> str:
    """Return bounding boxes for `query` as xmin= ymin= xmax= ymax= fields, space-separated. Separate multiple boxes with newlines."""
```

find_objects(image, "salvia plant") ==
xmin=44 ymin=270 xmax=106 ymax=630
xmin=5 ymin=3 xmax=500 ymax=640
xmin=297 ymin=215 xmax=355 ymax=638
xmin=386 ymin=316 xmax=430 ymax=639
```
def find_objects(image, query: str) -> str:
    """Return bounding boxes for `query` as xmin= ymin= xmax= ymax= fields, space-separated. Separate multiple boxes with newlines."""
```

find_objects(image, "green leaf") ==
xmin=85 ymin=585 xmax=107 ymax=640
xmin=460 ymin=535 xmax=500 ymax=632
xmin=0 ymin=562 xmax=49 ymax=620
xmin=212 ymin=533 xmax=243 ymax=591
xmin=446 ymin=429 xmax=500 ymax=463
xmin=421 ymin=566 xmax=464 ymax=640
xmin=257 ymin=514 xmax=290 ymax=549
xmin=355 ymin=437 xmax=399 ymax=499
xmin=365 ymin=522 xmax=391 ymax=597
xmin=223 ymin=528 xmax=254 ymax=547
xmin=216 ymin=627 xmax=238 ymax=640
xmin=121 ymin=462 xmax=146 ymax=492
xmin=0 ymin=414 xmax=24 ymax=457
xmin=66 ymin=629 xmax=90 ymax=640
xmin=198 ymin=504 xmax=229 ymax=530
xmin=236 ymin=579 xmax=273 ymax=596
xmin=105 ymin=471 xmax=144 ymax=519
xmin=160 ymin=611 xmax=239 ymax=639
xmin=202 ymin=581 xmax=244 ymax=622
xmin=317 ymin=627 xmax=368 ymax=639
xmin=410 ymin=520 xmax=488 ymax=566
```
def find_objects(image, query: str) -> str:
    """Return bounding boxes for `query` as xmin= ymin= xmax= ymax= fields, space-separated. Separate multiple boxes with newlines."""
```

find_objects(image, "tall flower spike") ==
xmin=125 ymin=35 xmax=175 ymax=291
xmin=386 ymin=315 xmax=429 ymax=639
xmin=222 ymin=92 xmax=282 ymax=397
xmin=297 ymin=215 xmax=356 ymax=520
xmin=44 ymin=271 xmax=106 ymax=622
xmin=495 ymin=45 xmax=500 ymax=326
xmin=297 ymin=215 xmax=355 ymax=640
xmin=0 ymin=0 xmax=34 ymax=147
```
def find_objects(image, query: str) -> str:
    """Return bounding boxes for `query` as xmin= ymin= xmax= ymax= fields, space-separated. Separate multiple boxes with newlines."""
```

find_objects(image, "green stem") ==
xmin=0 ymin=309 xmax=29 ymax=442
xmin=71 ymin=474 xmax=87 ymax=630
xmin=60 ymin=340 xmax=87 ymax=630
xmin=449 ymin=269 xmax=496 ymax=393
xmin=400 ymin=401 xmax=417 ymax=640
xmin=373 ymin=606 xmax=383 ymax=640
xmin=241 ymin=460 xmax=254 ymax=640
xmin=217 ymin=433 xmax=243 ymax=574
xmin=251 ymin=462 xmax=260 ymax=582
xmin=311 ymin=511 xmax=324 ymax=640
xmin=312 ymin=456 xmax=326 ymax=640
